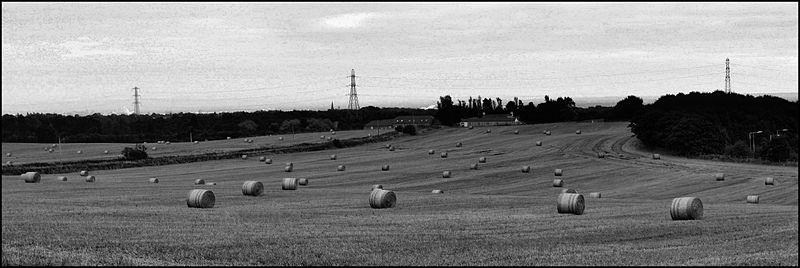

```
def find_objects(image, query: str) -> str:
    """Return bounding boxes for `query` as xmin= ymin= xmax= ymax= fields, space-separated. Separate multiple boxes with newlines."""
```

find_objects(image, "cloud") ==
xmin=59 ymin=38 xmax=136 ymax=58
xmin=318 ymin=12 xmax=384 ymax=29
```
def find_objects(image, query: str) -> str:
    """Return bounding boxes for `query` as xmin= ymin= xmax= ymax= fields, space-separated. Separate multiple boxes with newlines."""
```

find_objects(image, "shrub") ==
xmin=402 ymin=125 xmax=417 ymax=135
xmin=122 ymin=144 xmax=148 ymax=160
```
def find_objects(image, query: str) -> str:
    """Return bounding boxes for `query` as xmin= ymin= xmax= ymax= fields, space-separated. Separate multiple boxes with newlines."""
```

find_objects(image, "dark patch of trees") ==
xmin=436 ymin=94 xmax=617 ymax=125
xmin=630 ymin=91 xmax=797 ymax=161
xmin=1 ymin=107 xmax=434 ymax=143
xmin=121 ymin=144 xmax=148 ymax=160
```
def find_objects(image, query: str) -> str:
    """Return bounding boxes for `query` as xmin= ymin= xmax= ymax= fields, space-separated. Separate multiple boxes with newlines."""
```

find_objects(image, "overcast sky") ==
xmin=2 ymin=2 xmax=797 ymax=115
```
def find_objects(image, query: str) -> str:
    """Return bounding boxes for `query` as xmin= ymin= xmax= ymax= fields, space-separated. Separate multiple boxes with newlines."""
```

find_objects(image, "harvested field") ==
xmin=2 ymin=122 xmax=797 ymax=265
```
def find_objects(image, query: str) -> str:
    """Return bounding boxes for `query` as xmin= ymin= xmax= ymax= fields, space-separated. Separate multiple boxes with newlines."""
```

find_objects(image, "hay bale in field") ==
xmin=259 ymin=156 xmax=266 ymax=162
xmin=553 ymin=179 xmax=563 ymax=187
xmin=432 ymin=189 xmax=444 ymax=194
xmin=282 ymin=178 xmax=298 ymax=190
xmin=372 ymin=184 xmax=383 ymax=191
xmin=536 ymin=141 xmax=542 ymax=146
xmin=469 ymin=125 xmax=474 ymax=129
xmin=428 ymin=149 xmax=435 ymax=155
xmin=514 ymin=130 xmax=519 ymax=134
xmin=543 ymin=130 xmax=548 ymax=134
xmin=670 ymin=197 xmax=703 ymax=220
xmin=765 ymin=177 xmax=775 ymax=185
xmin=187 ymin=189 xmax=215 ymax=208
xmin=284 ymin=165 xmax=293 ymax=172
xmin=714 ymin=173 xmax=725 ymax=181
xmin=652 ymin=153 xmax=660 ymax=160
xmin=76 ymin=150 xmax=82 ymax=154
xmin=327 ymin=137 xmax=333 ymax=141
xmin=330 ymin=154 xmax=337 ymax=160
xmin=442 ymin=170 xmax=451 ymax=178
xmin=556 ymin=193 xmax=585 ymax=215
xmin=5 ymin=161 xmax=12 ymax=165
xmin=746 ymin=195 xmax=759 ymax=204
xmin=554 ymin=169 xmax=563 ymax=176
xmin=56 ymin=176 xmax=67 ymax=181
xmin=561 ymin=188 xmax=577 ymax=194
xmin=6 ymin=152 xmax=11 ymax=157
xmin=52 ymin=144 xmax=57 ymax=148
xmin=227 ymin=137 xmax=231 ymax=140
xmin=194 ymin=141 xmax=199 ymax=144
xmin=321 ymin=135 xmax=325 ymax=139
xmin=521 ymin=165 xmax=531 ymax=173
xmin=80 ymin=170 xmax=89 ymax=176
xmin=48 ymin=148 xmax=53 ymax=153
xmin=203 ymin=182 xmax=214 ymax=186
xmin=597 ymin=152 xmax=605 ymax=158
xmin=576 ymin=130 xmax=581 ymax=135
xmin=286 ymin=162 xmax=294 ymax=167
xmin=152 ymin=147 xmax=157 ymax=150
xmin=166 ymin=141 xmax=171 ymax=144
xmin=104 ymin=150 xmax=109 ymax=154
xmin=265 ymin=159 xmax=272 ymax=164
xmin=456 ymin=142 xmax=462 ymax=147
xmin=589 ymin=192 xmax=601 ymax=198
xmin=386 ymin=144 xmax=392 ymax=148
xmin=337 ymin=165 xmax=346 ymax=171
xmin=389 ymin=146 xmax=395 ymax=151
xmin=21 ymin=172 xmax=41 ymax=183
xmin=298 ymin=178 xmax=308 ymax=186
xmin=241 ymin=154 xmax=247 ymax=160
xmin=382 ymin=164 xmax=390 ymax=171
xmin=546 ymin=131 xmax=551 ymax=135
xmin=149 ymin=178 xmax=159 ymax=183
xmin=331 ymin=131 xmax=336 ymax=135
xmin=369 ymin=189 xmax=396 ymax=209
xmin=470 ymin=163 xmax=479 ymax=170
xmin=242 ymin=181 xmax=264 ymax=196
xmin=85 ymin=175 xmax=95 ymax=182
xmin=441 ymin=152 xmax=448 ymax=158
xmin=194 ymin=179 xmax=205 ymax=185
xmin=478 ymin=157 xmax=486 ymax=163
xmin=486 ymin=129 xmax=492 ymax=133
xmin=278 ymin=137 xmax=284 ymax=141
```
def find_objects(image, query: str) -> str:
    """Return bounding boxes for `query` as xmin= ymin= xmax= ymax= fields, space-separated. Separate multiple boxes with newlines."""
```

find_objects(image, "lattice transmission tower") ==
xmin=132 ymin=86 xmax=141 ymax=114
xmin=725 ymin=58 xmax=731 ymax=93
xmin=348 ymin=69 xmax=359 ymax=110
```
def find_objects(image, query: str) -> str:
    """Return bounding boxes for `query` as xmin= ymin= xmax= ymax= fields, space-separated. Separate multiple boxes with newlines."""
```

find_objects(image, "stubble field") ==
xmin=2 ymin=122 xmax=797 ymax=265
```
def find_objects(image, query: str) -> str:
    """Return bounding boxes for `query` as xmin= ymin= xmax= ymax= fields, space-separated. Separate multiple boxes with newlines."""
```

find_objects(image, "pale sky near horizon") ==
xmin=2 ymin=2 xmax=798 ymax=115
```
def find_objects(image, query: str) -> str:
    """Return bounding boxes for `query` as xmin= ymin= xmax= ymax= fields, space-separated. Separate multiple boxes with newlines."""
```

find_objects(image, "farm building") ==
xmin=460 ymin=114 xmax=519 ymax=127
xmin=363 ymin=115 xmax=436 ymax=130
xmin=363 ymin=119 xmax=396 ymax=130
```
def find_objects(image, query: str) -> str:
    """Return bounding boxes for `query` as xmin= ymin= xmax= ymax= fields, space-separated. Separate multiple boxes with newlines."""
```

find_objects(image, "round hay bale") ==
xmin=298 ymin=178 xmax=308 ymax=186
xmin=284 ymin=165 xmax=293 ymax=172
xmin=389 ymin=146 xmax=395 ymax=151
xmin=331 ymin=131 xmax=336 ymax=135
xmin=165 ymin=141 xmax=171 ymax=144
xmin=242 ymin=181 xmax=264 ymax=196
xmin=278 ymin=137 xmax=284 ymax=141
xmin=330 ymin=154 xmax=337 ymax=160
xmin=546 ymin=131 xmax=551 ymax=136
xmin=714 ymin=173 xmax=725 ymax=181
xmin=486 ymin=129 xmax=491 ymax=133
xmin=194 ymin=141 xmax=199 ymax=144
xmin=48 ymin=148 xmax=54 ymax=153
xmin=152 ymin=147 xmax=157 ymax=150
xmin=478 ymin=157 xmax=486 ymax=163
xmin=652 ymin=153 xmax=660 ymax=160
xmin=321 ymin=135 xmax=325 ymax=139
xmin=187 ymin=189 xmax=215 ymax=208
xmin=470 ymin=163 xmax=479 ymax=170
xmin=442 ymin=170 xmax=451 ymax=178
xmin=57 ymin=176 xmax=67 ymax=182
xmin=543 ymin=130 xmax=548 ymax=134
xmin=104 ymin=150 xmax=109 ymax=154
xmin=149 ymin=178 xmax=159 ymax=183
xmin=369 ymin=189 xmax=396 ymax=209
xmin=6 ymin=152 xmax=11 ymax=157
xmin=521 ymin=165 xmax=531 ymax=173
xmin=205 ymin=182 xmax=217 ymax=186
xmin=746 ymin=195 xmax=759 ymax=204
xmin=85 ymin=175 xmax=95 ymax=182
xmin=536 ymin=141 xmax=542 ymax=146
xmin=561 ymin=188 xmax=577 ymax=194
xmin=428 ymin=149 xmax=435 ymax=155
xmin=381 ymin=164 xmax=390 ymax=171
xmin=456 ymin=142 xmax=462 ymax=147
xmin=468 ymin=125 xmax=474 ymax=129
xmin=514 ymin=130 xmax=519 ymax=134
xmin=241 ymin=154 xmax=247 ymax=160
xmin=386 ymin=144 xmax=392 ymax=148
xmin=265 ymin=159 xmax=272 ymax=164
xmin=337 ymin=165 xmax=346 ymax=171
xmin=243 ymin=138 xmax=248 ymax=142
xmin=556 ymin=193 xmax=585 ymax=215
xmin=589 ymin=192 xmax=601 ymax=198
xmin=259 ymin=156 xmax=266 ymax=162
xmin=553 ymin=179 xmax=564 ymax=187
xmin=286 ymin=162 xmax=293 ymax=167
xmin=764 ymin=177 xmax=774 ymax=185
xmin=194 ymin=179 xmax=205 ymax=185
xmin=6 ymin=161 xmax=12 ymax=165
xmin=227 ymin=136 xmax=231 ymax=140
xmin=554 ymin=169 xmax=563 ymax=176
xmin=282 ymin=178 xmax=298 ymax=190
xmin=372 ymin=184 xmax=383 ymax=191
xmin=440 ymin=152 xmax=448 ymax=158
xmin=80 ymin=170 xmax=89 ymax=176
xmin=432 ymin=189 xmax=444 ymax=194
xmin=327 ymin=137 xmax=333 ymax=141
xmin=76 ymin=150 xmax=82 ymax=154
xmin=597 ymin=152 xmax=605 ymax=158
xmin=52 ymin=144 xmax=57 ymax=148
xmin=670 ymin=197 xmax=703 ymax=220
xmin=21 ymin=172 xmax=41 ymax=183
xmin=576 ymin=130 xmax=581 ymax=135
